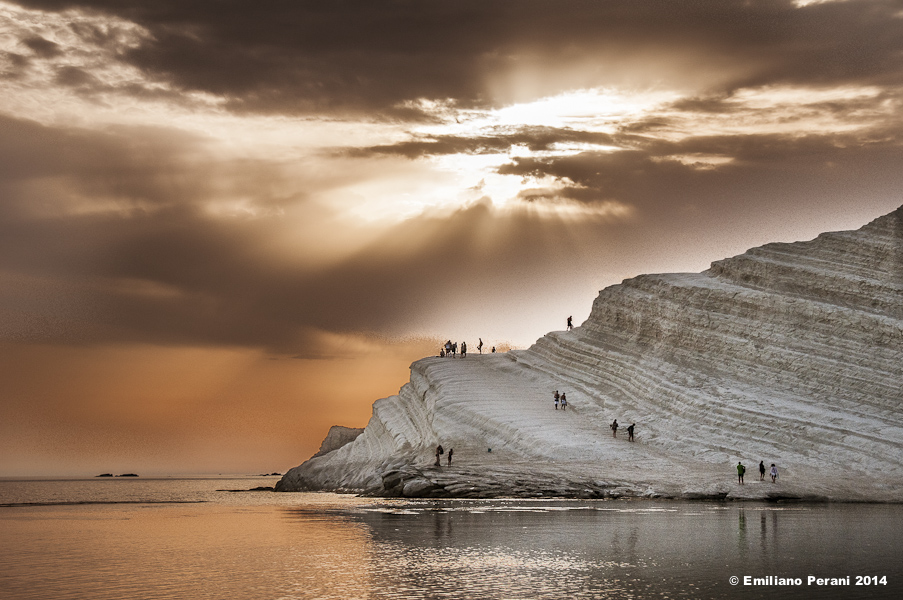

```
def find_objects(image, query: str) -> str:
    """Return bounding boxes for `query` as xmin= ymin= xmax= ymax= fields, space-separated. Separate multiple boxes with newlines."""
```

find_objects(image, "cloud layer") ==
xmin=2 ymin=0 xmax=902 ymax=473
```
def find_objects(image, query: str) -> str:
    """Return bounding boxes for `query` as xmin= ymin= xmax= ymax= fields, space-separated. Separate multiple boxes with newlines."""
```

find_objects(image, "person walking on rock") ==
xmin=478 ymin=338 xmax=483 ymax=354
xmin=560 ymin=393 xmax=567 ymax=410
xmin=737 ymin=461 xmax=746 ymax=484
xmin=627 ymin=423 xmax=635 ymax=442
xmin=770 ymin=463 xmax=778 ymax=483
xmin=759 ymin=461 xmax=766 ymax=481
xmin=447 ymin=448 xmax=454 ymax=466
xmin=554 ymin=390 xmax=560 ymax=410
xmin=610 ymin=419 xmax=618 ymax=437
xmin=461 ymin=341 xmax=467 ymax=357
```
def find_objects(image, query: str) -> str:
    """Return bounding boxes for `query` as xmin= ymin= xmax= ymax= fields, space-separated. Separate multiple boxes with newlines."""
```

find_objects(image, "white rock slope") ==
xmin=277 ymin=207 xmax=903 ymax=501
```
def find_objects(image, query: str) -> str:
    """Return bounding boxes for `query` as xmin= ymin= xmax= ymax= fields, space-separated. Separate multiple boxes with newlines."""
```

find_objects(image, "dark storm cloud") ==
xmin=0 ymin=115 xmax=610 ymax=353
xmin=12 ymin=0 xmax=903 ymax=115
xmin=498 ymin=131 xmax=903 ymax=218
xmin=22 ymin=35 xmax=62 ymax=58
xmin=0 ymin=114 xmax=213 ymax=216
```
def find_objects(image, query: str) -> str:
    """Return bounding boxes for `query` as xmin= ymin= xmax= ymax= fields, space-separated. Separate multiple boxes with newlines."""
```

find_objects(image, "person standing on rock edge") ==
xmin=461 ymin=341 xmax=467 ymax=357
xmin=610 ymin=419 xmax=618 ymax=437
xmin=554 ymin=390 xmax=559 ymax=410
xmin=759 ymin=461 xmax=766 ymax=481
xmin=447 ymin=448 xmax=454 ymax=466
xmin=567 ymin=316 xmax=573 ymax=330
xmin=737 ymin=462 xmax=746 ymax=484
xmin=627 ymin=423 xmax=635 ymax=442
xmin=770 ymin=463 xmax=778 ymax=483
xmin=478 ymin=338 xmax=483 ymax=354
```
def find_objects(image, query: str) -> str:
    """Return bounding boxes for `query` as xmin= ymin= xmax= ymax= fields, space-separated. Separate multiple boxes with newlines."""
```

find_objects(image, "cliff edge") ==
xmin=276 ymin=206 xmax=903 ymax=501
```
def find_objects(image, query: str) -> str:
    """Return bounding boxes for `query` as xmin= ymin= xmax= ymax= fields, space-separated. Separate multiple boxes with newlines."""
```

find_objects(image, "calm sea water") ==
xmin=0 ymin=477 xmax=900 ymax=599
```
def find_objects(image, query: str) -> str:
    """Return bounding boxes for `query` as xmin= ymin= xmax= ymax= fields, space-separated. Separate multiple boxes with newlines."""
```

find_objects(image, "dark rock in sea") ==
xmin=96 ymin=473 xmax=114 ymax=477
xmin=116 ymin=473 xmax=139 ymax=477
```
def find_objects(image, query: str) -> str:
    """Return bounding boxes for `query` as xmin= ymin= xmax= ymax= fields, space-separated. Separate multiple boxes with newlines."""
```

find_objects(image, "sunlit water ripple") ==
xmin=1 ymin=478 xmax=900 ymax=599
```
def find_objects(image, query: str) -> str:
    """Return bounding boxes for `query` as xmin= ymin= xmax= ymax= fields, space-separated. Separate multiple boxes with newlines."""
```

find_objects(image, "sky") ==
xmin=1 ymin=0 xmax=902 ymax=476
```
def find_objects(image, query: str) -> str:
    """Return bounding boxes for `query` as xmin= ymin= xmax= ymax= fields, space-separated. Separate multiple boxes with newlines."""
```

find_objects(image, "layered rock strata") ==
xmin=277 ymin=207 xmax=903 ymax=501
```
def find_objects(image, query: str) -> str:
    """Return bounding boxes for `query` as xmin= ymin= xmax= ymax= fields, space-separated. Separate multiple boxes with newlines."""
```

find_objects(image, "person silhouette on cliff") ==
xmin=447 ymin=448 xmax=453 ymax=466
xmin=759 ymin=461 xmax=766 ymax=481
xmin=567 ymin=316 xmax=573 ymax=330
xmin=627 ymin=423 xmax=635 ymax=442
xmin=610 ymin=419 xmax=618 ymax=437
xmin=461 ymin=341 xmax=467 ymax=357
xmin=478 ymin=338 xmax=483 ymax=353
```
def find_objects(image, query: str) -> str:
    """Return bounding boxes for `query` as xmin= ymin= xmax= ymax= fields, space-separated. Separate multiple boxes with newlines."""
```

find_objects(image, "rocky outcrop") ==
xmin=277 ymin=206 xmax=903 ymax=501
xmin=310 ymin=426 xmax=365 ymax=459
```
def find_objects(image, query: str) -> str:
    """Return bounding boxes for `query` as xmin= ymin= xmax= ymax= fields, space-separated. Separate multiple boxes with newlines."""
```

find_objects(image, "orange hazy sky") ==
xmin=1 ymin=0 xmax=902 ymax=475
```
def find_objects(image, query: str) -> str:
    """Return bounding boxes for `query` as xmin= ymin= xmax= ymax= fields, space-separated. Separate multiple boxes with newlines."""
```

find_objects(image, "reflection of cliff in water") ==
xmin=279 ymin=500 xmax=903 ymax=600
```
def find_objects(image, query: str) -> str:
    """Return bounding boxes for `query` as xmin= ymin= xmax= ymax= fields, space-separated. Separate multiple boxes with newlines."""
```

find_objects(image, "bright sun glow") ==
xmin=418 ymin=88 xmax=681 ymax=137
xmin=4 ymin=0 xmax=895 ymax=227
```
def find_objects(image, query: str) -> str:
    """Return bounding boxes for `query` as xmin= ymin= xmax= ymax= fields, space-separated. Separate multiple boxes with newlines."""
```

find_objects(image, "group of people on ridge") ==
xmin=440 ymin=338 xmax=494 ymax=358
xmin=441 ymin=340 xmax=464 ymax=357
xmin=736 ymin=461 xmax=779 ymax=484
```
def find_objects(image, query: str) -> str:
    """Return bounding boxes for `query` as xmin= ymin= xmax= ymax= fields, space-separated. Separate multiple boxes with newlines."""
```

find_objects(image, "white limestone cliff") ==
xmin=276 ymin=206 xmax=903 ymax=501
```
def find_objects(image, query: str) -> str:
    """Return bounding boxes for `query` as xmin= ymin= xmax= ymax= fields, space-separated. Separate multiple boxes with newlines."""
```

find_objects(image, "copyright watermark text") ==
xmin=729 ymin=575 xmax=888 ymax=586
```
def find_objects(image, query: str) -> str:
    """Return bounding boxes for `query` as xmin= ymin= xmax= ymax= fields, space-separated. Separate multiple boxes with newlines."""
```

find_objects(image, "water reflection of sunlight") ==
xmin=368 ymin=541 xmax=642 ymax=600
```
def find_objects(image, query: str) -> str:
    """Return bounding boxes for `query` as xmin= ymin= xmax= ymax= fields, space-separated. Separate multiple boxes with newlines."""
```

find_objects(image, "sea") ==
xmin=0 ymin=476 xmax=900 ymax=600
